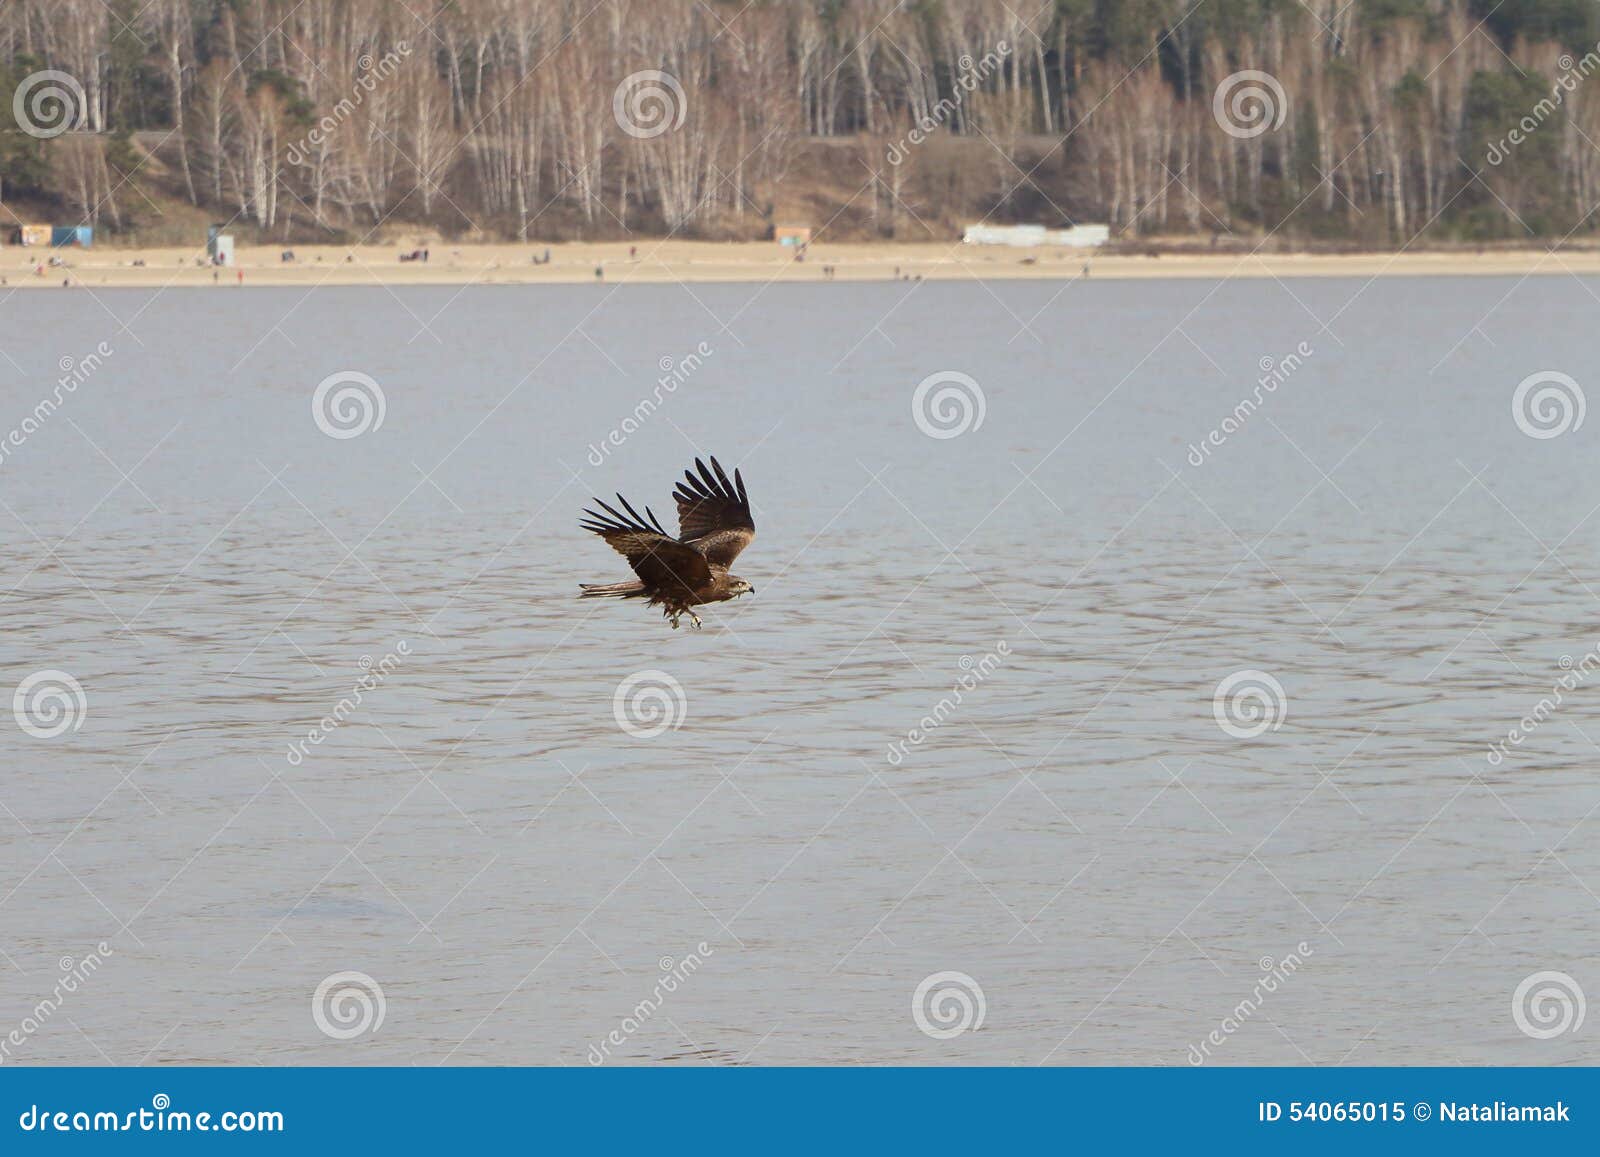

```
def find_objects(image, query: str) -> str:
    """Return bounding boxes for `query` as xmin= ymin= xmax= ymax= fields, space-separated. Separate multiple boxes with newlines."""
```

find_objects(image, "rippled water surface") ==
xmin=1 ymin=276 xmax=1597 ymax=1065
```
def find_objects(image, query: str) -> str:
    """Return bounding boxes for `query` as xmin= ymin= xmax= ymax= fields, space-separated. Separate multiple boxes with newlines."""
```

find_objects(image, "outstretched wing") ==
xmin=580 ymin=493 xmax=712 ymax=595
xmin=673 ymin=456 xmax=755 ymax=568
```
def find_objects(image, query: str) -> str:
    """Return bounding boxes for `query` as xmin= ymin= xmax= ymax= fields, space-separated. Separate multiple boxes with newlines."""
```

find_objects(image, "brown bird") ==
xmin=579 ymin=456 xmax=756 ymax=629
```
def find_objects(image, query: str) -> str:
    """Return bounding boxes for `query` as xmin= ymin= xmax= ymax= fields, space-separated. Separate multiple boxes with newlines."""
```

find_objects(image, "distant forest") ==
xmin=2 ymin=0 xmax=1599 ymax=245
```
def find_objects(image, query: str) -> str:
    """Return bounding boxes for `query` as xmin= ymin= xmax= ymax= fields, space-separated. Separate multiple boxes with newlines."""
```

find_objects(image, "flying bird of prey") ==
xmin=579 ymin=456 xmax=756 ymax=629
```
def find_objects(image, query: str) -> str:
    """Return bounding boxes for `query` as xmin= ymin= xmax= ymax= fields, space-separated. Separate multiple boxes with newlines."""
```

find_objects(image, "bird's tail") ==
xmin=579 ymin=580 xmax=646 ymax=599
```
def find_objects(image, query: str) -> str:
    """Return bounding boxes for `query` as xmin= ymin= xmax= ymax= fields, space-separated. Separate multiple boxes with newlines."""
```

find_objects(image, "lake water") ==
xmin=1 ymin=275 xmax=1596 ymax=1066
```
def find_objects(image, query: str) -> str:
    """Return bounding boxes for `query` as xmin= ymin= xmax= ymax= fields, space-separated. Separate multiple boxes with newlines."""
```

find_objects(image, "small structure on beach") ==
xmin=10 ymin=224 xmax=51 ymax=246
xmin=962 ymin=223 xmax=1109 ymax=248
xmin=774 ymin=225 xmax=812 ymax=247
xmin=51 ymin=225 xmax=92 ymax=248
xmin=207 ymin=224 xmax=235 ymax=265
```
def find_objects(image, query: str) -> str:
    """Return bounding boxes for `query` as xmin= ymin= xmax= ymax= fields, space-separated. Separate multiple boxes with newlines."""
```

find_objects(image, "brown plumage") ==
xmin=579 ymin=455 xmax=756 ymax=629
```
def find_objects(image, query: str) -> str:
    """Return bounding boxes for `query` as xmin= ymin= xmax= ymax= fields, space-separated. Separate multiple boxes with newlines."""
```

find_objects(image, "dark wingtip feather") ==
xmin=584 ymin=488 xmax=674 ymax=541
xmin=617 ymin=492 xmax=650 ymax=527
xmin=582 ymin=499 xmax=634 ymax=533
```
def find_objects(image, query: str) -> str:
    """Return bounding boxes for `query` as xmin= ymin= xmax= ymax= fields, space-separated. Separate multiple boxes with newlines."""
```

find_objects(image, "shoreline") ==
xmin=6 ymin=241 xmax=1599 ymax=289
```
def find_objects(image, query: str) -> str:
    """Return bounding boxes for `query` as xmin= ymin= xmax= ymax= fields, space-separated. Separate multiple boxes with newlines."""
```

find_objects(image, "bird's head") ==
xmin=729 ymin=576 xmax=756 ymax=598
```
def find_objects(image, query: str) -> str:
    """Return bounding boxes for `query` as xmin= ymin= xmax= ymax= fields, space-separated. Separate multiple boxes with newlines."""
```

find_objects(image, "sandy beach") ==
xmin=8 ymin=240 xmax=1600 ymax=289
